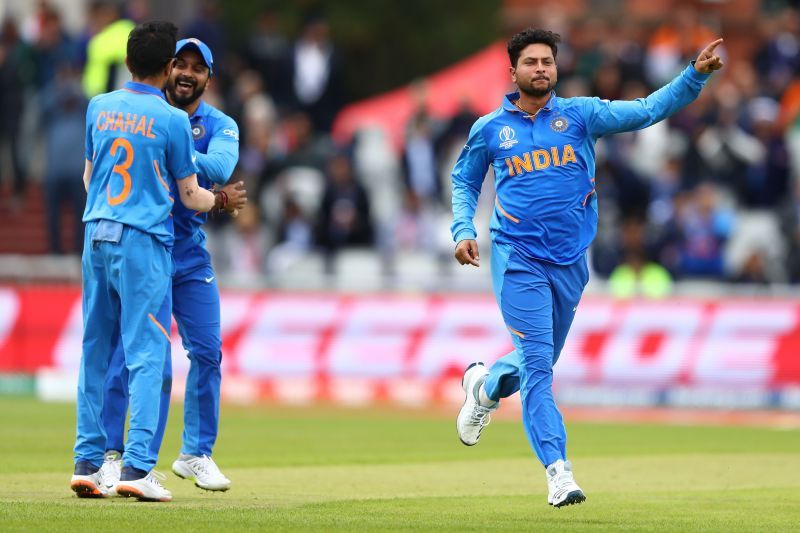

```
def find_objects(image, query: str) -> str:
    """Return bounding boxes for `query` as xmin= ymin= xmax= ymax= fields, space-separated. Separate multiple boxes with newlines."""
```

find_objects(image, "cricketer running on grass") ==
xmin=452 ymin=28 xmax=724 ymax=507
xmin=71 ymin=21 xmax=217 ymax=502
xmin=100 ymin=38 xmax=245 ymax=494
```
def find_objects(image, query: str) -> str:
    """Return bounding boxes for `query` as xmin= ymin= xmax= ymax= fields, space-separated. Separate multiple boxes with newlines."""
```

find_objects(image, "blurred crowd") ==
xmin=5 ymin=1 xmax=800 ymax=294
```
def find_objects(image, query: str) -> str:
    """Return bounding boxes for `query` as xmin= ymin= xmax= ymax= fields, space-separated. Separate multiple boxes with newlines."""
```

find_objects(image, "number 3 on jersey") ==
xmin=107 ymin=138 xmax=134 ymax=206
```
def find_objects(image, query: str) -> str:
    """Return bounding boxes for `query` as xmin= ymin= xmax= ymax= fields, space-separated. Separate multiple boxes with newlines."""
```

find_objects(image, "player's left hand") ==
xmin=218 ymin=180 xmax=247 ymax=217
xmin=694 ymin=38 xmax=724 ymax=74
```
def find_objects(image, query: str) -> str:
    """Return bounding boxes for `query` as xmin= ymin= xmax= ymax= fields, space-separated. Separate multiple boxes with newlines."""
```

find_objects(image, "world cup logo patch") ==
xmin=498 ymin=126 xmax=518 ymax=149
xmin=550 ymin=116 xmax=568 ymax=133
xmin=192 ymin=124 xmax=206 ymax=140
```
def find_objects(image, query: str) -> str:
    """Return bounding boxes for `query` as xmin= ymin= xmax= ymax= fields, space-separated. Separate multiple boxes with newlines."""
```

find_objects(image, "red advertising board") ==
xmin=2 ymin=286 xmax=800 ymax=407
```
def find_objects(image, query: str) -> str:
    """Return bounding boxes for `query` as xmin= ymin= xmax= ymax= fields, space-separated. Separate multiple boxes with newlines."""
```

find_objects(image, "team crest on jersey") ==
xmin=550 ymin=116 xmax=568 ymax=133
xmin=498 ymin=126 xmax=518 ymax=149
xmin=192 ymin=124 xmax=206 ymax=140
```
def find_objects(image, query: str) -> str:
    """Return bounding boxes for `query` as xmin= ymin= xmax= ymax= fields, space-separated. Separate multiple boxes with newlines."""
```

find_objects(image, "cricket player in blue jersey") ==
xmin=453 ymin=29 xmax=724 ymax=507
xmin=71 ymin=21 xmax=219 ymax=502
xmin=99 ymin=38 xmax=244 ymax=493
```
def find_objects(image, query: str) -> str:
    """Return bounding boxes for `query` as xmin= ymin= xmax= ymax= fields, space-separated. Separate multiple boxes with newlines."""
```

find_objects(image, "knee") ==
xmin=190 ymin=349 xmax=222 ymax=368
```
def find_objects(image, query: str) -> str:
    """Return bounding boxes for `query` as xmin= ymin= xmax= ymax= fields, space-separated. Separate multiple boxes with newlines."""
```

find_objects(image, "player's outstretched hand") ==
xmin=219 ymin=180 xmax=247 ymax=218
xmin=694 ymin=38 xmax=724 ymax=74
xmin=455 ymin=239 xmax=480 ymax=267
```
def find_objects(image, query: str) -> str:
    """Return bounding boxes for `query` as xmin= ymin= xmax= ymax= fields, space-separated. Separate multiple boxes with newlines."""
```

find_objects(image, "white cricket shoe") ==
xmin=172 ymin=455 xmax=231 ymax=491
xmin=99 ymin=450 xmax=122 ymax=496
xmin=457 ymin=362 xmax=498 ymax=446
xmin=547 ymin=459 xmax=586 ymax=507
xmin=70 ymin=461 xmax=108 ymax=498
xmin=116 ymin=470 xmax=172 ymax=502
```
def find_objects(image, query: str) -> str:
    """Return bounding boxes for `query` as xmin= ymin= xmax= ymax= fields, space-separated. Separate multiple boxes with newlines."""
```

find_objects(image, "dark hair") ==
xmin=126 ymin=21 xmax=178 ymax=79
xmin=507 ymin=28 xmax=560 ymax=68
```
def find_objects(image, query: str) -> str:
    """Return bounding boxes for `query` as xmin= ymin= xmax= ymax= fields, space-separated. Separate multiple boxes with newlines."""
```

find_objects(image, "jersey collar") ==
xmin=502 ymin=90 xmax=557 ymax=114
xmin=188 ymin=100 xmax=208 ymax=122
xmin=123 ymin=81 xmax=165 ymax=98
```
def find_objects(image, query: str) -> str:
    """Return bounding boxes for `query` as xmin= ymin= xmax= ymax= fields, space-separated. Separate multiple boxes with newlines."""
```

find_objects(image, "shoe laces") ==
xmin=468 ymin=404 xmax=493 ymax=427
xmin=146 ymin=470 xmax=168 ymax=487
xmin=190 ymin=455 xmax=223 ymax=478
xmin=550 ymin=466 xmax=576 ymax=489
xmin=102 ymin=454 xmax=121 ymax=475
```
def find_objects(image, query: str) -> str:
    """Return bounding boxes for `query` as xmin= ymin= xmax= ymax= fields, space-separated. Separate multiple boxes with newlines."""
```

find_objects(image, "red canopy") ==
xmin=332 ymin=41 xmax=511 ymax=151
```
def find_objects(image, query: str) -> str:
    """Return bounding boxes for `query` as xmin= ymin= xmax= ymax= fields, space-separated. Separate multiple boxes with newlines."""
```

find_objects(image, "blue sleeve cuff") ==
xmin=453 ymin=229 xmax=477 ymax=243
xmin=686 ymin=61 xmax=711 ymax=83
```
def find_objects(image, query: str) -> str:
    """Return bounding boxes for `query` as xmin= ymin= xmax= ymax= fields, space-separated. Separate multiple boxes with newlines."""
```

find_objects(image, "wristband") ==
xmin=215 ymin=190 xmax=228 ymax=210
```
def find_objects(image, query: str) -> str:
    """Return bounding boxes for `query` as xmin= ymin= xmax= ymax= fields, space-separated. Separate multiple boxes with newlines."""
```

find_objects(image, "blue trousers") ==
xmin=484 ymin=241 xmax=589 ymax=467
xmin=103 ymin=262 xmax=223 ymax=457
xmin=75 ymin=221 xmax=172 ymax=472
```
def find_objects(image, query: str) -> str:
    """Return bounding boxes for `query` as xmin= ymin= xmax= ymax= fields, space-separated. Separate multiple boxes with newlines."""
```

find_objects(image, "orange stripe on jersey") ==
xmin=152 ymin=160 xmax=174 ymax=203
xmin=508 ymin=325 xmax=525 ymax=339
xmin=495 ymin=198 xmax=520 ymax=223
xmin=148 ymin=313 xmax=170 ymax=341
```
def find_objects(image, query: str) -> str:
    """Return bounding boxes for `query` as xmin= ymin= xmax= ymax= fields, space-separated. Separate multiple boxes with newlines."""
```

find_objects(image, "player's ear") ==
xmin=161 ymin=58 xmax=172 ymax=79
xmin=509 ymin=66 xmax=516 ymax=83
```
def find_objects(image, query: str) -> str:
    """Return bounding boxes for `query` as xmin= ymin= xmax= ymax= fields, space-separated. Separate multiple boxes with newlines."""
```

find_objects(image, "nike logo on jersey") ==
xmin=205 ymin=276 xmax=215 ymax=283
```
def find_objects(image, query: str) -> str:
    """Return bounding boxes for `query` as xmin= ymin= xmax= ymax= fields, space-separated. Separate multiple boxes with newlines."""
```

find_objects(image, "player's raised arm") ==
xmin=584 ymin=37 xmax=723 ymax=137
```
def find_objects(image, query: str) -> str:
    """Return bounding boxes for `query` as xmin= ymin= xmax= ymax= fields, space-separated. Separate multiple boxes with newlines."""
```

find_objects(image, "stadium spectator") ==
xmin=779 ymin=181 xmax=800 ymax=283
xmin=266 ymin=193 xmax=314 ymax=274
xmin=671 ymin=183 xmax=735 ymax=278
xmin=316 ymin=152 xmax=373 ymax=269
xmin=289 ymin=12 xmax=344 ymax=133
xmin=0 ymin=17 xmax=34 ymax=200
xmin=81 ymin=1 xmax=134 ymax=97
xmin=41 ymin=65 xmax=86 ymax=254
xmin=32 ymin=6 xmax=78 ymax=91
xmin=243 ymin=10 xmax=291 ymax=108
xmin=645 ymin=6 xmax=717 ymax=86
xmin=181 ymin=1 xmax=226 ymax=63
xmin=738 ymin=97 xmax=789 ymax=208
xmin=755 ymin=8 xmax=800 ymax=97
xmin=403 ymin=109 xmax=442 ymax=209
xmin=608 ymin=248 xmax=673 ymax=299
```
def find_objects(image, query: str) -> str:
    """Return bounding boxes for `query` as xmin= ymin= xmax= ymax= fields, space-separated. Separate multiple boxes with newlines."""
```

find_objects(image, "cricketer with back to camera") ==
xmin=98 ymin=36 xmax=246 ymax=498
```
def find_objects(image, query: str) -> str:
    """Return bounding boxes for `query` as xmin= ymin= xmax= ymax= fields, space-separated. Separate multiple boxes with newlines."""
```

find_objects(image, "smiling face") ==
xmin=510 ymin=43 xmax=557 ymax=98
xmin=165 ymin=48 xmax=210 ymax=107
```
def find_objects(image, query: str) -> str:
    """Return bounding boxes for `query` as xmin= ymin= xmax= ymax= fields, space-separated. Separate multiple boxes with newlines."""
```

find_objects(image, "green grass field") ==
xmin=1 ymin=397 xmax=799 ymax=531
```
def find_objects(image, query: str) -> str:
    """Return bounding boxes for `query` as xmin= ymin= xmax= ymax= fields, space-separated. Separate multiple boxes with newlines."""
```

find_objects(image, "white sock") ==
xmin=477 ymin=383 xmax=497 ymax=407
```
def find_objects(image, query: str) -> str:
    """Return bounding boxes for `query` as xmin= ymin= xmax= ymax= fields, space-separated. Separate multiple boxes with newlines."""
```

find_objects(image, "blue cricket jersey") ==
xmin=171 ymin=100 xmax=239 ymax=274
xmin=83 ymin=81 xmax=198 ymax=247
xmin=451 ymin=63 xmax=711 ymax=265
